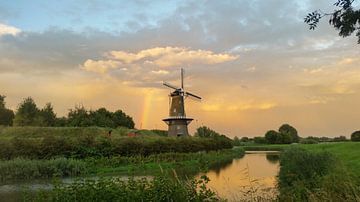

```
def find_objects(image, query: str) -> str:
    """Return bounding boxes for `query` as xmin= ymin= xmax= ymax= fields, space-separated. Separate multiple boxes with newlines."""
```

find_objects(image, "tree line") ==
xmin=0 ymin=95 xmax=134 ymax=129
xmin=233 ymin=123 xmax=360 ymax=145
xmin=237 ymin=124 xmax=300 ymax=145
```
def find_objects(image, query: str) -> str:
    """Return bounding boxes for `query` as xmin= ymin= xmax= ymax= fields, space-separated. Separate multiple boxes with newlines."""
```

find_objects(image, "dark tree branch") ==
xmin=304 ymin=0 xmax=360 ymax=43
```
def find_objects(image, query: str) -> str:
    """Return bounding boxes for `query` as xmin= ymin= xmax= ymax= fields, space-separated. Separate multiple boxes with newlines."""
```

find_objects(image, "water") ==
xmin=196 ymin=151 xmax=280 ymax=201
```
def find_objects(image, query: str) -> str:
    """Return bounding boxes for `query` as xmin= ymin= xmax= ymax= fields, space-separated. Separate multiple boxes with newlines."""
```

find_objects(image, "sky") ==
xmin=0 ymin=0 xmax=359 ymax=138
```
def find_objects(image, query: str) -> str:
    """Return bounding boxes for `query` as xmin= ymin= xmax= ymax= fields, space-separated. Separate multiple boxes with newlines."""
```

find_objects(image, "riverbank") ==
xmin=0 ymin=148 xmax=245 ymax=183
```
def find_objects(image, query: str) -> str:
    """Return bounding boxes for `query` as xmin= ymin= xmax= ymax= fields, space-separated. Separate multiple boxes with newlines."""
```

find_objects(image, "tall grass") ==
xmin=24 ymin=175 xmax=221 ymax=202
xmin=0 ymin=158 xmax=88 ymax=182
xmin=278 ymin=147 xmax=360 ymax=201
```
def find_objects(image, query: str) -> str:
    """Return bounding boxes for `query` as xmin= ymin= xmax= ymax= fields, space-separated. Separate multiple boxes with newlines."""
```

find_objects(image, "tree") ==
xmin=67 ymin=105 xmax=93 ymax=127
xmin=265 ymin=130 xmax=279 ymax=144
xmin=112 ymin=110 xmax=135 ymax=129
xmin=38 ymin=103 xmax=57 ymax=126
xmin=13 ymin=97 xmax=40 ymax=126
xmin=254 ymin=136 xmax=267 ymax=144
xmin=305 ymin=0 xmax=360 ymax=43
xmin=333 ymin=135 xmax=347 ymax=142
xmin=351 ymin=131 xmax=360 ymax=141
xmin=90 ymin=108 xmax=115 ymax=128
xmin=195 ymin=126 xmax=220 ymax=138
xmin=279 ymin=124 xmax=299 ymax=143
xmin=277 ymin=133 xmax=292 ymax=144
xmin=0 ymin=95 xmax=15 ymax=126
xmin=67 ymin=106 xmax=135 ymax=129
xmin=233 ymin=136 xmax=241 ymax=146
xmin=55 ymin=117 xmax=67 ymax=127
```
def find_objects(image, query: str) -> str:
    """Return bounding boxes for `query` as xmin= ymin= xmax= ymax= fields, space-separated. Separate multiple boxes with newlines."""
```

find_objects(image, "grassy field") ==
xmin=0 ymin=126 xmax=163 ymax=139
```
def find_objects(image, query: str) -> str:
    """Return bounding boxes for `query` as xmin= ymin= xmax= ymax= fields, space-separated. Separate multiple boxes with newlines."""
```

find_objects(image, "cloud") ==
xmin=82 ymin=46 xmax=238 ymax=74
xmin=80 ymin=47 xmax=238 ymax=87
xmin=0 ymin=23 xmax=21 ymax=36
xmin=81 ymin=59 xmax=122 ymax=74
xmin=151 ymin=70 xmax=169 ymax=75
xmin=1 ymin=0 xmax=360 ymax=137
xmin=338 ymin=57 xmax=359 ymax=65
xmin=201 ymin=101 xmax=277 ymax=112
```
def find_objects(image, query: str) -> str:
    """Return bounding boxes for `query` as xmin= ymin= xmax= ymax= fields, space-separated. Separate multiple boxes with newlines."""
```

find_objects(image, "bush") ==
xmin=0 ymin=136 xmax=233 ymax=160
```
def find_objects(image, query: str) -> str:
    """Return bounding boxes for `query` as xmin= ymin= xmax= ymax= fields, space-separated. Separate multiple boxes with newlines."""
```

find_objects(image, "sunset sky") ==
xmin=0 ymin=0 xmax=359 ymax=138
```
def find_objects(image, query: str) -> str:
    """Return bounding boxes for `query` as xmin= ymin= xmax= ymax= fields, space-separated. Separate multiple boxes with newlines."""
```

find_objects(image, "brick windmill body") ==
xmin=163 ymin=69 xmax=201 ymax=136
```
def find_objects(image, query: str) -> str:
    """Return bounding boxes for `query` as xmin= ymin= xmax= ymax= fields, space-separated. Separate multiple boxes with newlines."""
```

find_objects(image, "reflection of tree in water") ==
xmin=209 ymin=159 xmax=234 ymax=176
xmin=266 ymin=153 xmax=280 ymax=164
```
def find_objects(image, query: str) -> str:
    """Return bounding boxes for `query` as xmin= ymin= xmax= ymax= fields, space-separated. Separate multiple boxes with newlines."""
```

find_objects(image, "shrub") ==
xmin=0 ymin=136 xmax=233 ymax=159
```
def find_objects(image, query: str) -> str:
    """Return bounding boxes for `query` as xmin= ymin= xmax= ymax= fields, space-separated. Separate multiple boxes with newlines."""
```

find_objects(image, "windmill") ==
xmin=162 ymin=68 xmax=201 ymax=136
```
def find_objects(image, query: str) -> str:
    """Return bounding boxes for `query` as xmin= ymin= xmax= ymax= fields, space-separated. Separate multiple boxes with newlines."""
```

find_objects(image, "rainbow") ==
xmin=139 ymin=90 xmax=153 ymax=129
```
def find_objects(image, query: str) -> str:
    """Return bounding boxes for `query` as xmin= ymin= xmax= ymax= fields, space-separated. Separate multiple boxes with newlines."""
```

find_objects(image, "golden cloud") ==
xmin=81 ymin=59 xmax=122 ymax=74
xmin=201 ymin=101 xmax=277 ymax=112
xmin=81 ymin=46 xmax=238 ymax=74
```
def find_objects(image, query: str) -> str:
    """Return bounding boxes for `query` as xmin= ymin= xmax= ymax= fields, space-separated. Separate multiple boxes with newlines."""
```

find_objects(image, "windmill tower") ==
xmin=163 ymin=68 xmax=201 ymax=136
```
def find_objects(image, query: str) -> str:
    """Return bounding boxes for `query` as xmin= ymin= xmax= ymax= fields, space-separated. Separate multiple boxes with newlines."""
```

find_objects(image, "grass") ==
xmin=298 ymin=142 xmax=360 ymax=177
xmin=0 ymin=158 xmax=88 ymax=183
xmin=23 ymin=175 xmax=221 ymax=202
xmin=0 ymin=126 xmax=133 ymax=140
xmin=278 ymin=147 xmax=360 ymax=201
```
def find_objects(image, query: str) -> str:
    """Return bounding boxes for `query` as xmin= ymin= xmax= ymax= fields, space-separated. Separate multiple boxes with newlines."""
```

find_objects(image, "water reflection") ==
xmin=266 ymin=153 xmax=280 ymax=164
xmin=209 ymin=158 xmax=234 ymax=177
xmin=196 ymin=152 xmax=279 ymax=201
